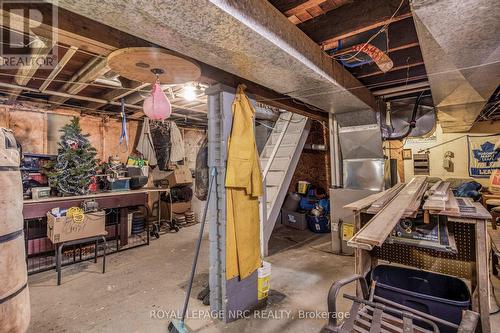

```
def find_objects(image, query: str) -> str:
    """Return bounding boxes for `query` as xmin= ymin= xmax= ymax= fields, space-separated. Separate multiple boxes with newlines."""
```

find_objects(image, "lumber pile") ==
xmin=365 ymin=183 xmax=405 ymax=214
xmin=348 ymin=176 xmax=428 ymax=249
xmin=343 ymin=190 xmax=388 ymax=211
xmin=423 ymin=181 xmax=450 ymax=211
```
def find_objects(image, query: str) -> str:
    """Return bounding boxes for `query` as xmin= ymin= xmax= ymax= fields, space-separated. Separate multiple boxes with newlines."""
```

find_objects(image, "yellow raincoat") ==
xmin=226 ymin=85 xmax=263 ymax=280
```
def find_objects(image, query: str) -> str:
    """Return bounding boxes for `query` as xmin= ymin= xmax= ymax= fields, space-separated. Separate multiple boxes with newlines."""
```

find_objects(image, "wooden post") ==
xmin=475 ymin=219 xmax=491 ymax=333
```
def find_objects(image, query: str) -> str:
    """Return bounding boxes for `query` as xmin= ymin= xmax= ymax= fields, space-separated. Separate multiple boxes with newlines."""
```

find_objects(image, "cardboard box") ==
xmin=281 ymin=209 xmax=308 ymax=230
xmin=47 ymin=210 xmax=106 ymax=244
xmin=166 ymin=165 xmax=193 ymax=187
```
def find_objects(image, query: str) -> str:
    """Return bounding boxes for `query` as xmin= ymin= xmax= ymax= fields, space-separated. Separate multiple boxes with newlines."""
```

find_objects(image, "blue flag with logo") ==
xmin=468 ymin=134 xmax=500 ymax=178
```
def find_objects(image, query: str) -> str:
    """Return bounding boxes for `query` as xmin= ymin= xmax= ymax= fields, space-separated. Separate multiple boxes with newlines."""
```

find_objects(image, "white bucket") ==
xmin=258 ymin=261 xmax=271 ymax=300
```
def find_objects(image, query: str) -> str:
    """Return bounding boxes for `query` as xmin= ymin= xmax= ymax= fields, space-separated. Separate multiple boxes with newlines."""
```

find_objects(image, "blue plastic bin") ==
xmin=306 ymin=215 xmax=330 ymax=233
xmin=371 ymin=265 xmax=470 ymax=333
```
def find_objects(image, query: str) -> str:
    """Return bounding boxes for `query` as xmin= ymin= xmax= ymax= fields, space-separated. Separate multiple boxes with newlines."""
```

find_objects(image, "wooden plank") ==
xmin=352 ymin=176 xmax=427 ymax=247
xmin=457 ymin=310 xmax=479 ymax=333
xmin=84 ymin=81 xmax=149 ymax=110
xmin=284 ymin=0 xmax=325 ymax=16
xmin=429 ymin=190 xmax=460 ymax=216
xmin=366 ymin=183 xmax=405 ymax=214
xmin=344 ymin=190 xmax=386 ymax=211
xmin=423 ymin=182 xmax=451 ymax=211
xmin=9 ymin=37 xmax=55 ymax=101
xmin=403 ymin=181 xmax=427 ymax=217
xmin=39 ymin=46 xmax=79 ymax=92
xmin=474 ymin=219 xmax=491 ymax=332
xmin=49 ymin=57 xmax=109 ymax=105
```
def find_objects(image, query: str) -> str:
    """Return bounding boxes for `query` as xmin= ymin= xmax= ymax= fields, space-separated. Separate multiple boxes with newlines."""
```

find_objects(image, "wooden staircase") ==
xmin=259 ymin=111 xmax=310 ymax=255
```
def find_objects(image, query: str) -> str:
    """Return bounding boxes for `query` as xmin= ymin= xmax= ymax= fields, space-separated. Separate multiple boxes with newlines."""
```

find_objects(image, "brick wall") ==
xmin=0 ymin=103 xmax=204 ymax=165
xmin=288 ymin=120 xmax=331 ymax=192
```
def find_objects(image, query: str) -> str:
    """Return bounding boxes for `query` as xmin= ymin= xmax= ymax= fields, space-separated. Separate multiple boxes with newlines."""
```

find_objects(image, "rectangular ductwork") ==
xmin=412 ymin=0 xmax=500 ymax=132
xmin=51 ymin=0 xmax=378 ymax=115
xmin=337 ymin=110 xmax=385 ymax=191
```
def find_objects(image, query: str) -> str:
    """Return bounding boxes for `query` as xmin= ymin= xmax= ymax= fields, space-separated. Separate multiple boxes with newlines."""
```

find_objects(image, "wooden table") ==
xmin=347 ymin=200 xmax=492 ymax=333
xmin=24 ymin=189 xmax=150 ymax=248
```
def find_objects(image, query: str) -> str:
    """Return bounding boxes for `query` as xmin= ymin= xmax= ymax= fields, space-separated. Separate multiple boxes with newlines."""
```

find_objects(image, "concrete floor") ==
xmin=28 ymin=225 xmax=500 ymax=333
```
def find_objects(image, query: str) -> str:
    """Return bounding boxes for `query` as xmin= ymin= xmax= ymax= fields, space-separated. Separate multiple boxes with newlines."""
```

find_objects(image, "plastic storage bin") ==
xmin=306 ymin=215 xmax=330 ymax=233
xmin=371 ymin=265 xmax=470 ymax=333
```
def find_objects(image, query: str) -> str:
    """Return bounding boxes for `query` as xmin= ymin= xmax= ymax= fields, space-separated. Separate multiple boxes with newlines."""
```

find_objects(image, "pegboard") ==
xmin=374 ymin=222 xmax=475 ymax=279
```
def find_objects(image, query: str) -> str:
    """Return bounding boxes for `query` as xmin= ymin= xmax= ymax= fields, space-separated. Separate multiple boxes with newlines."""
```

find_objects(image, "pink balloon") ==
xmin=143 ymin=82 xmax=172 ymax=120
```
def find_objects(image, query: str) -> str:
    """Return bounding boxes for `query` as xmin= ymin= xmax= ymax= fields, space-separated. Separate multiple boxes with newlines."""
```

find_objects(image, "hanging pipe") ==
xmin=384 ymin=90 xmax=425 ymax=141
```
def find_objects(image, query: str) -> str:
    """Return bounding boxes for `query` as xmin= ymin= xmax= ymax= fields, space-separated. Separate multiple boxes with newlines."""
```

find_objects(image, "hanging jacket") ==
xmin=225 ymin=84 xmax=263 ymax=281
xmin=136 ymin=118 xmax=157 ymax=166
xmin=169 ymin=121 xmax=185 ymax=163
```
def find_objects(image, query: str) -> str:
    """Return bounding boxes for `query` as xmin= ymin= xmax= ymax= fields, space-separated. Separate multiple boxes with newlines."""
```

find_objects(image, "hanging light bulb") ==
xmin=181 ymin=84 xmax=197 ymax=102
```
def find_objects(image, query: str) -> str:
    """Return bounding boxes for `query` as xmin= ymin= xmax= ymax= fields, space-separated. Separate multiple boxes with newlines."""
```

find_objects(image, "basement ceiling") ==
xmin=1 ymin=0 xmax=497 ymax=131
xmin=269 ymin=0 xmax=429 ymax=100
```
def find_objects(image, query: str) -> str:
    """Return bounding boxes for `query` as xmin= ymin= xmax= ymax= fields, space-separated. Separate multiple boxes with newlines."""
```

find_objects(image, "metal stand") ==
xmin=55 ymin=235 xmax=107 ymax=285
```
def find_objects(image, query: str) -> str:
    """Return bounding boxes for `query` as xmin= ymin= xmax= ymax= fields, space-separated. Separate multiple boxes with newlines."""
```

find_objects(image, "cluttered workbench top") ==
xmin=23 ymin=187 xmax=168 ymax=204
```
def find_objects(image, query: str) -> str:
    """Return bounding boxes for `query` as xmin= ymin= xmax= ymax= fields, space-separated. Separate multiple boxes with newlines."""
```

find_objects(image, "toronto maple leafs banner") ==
xmin=468 ymin=134 xmax=500 ymax=178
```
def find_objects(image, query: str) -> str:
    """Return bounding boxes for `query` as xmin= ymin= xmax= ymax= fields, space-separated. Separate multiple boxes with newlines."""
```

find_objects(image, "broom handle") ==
xmin=180 ymin=167 xmax=217 ymax=323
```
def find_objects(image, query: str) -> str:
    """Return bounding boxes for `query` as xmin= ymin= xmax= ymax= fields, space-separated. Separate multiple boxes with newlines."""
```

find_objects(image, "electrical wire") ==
xmin=329 ymin=0 xmax=406 ymax=61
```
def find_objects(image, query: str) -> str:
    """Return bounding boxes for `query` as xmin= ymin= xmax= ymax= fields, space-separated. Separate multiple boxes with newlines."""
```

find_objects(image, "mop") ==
xmin=168 ymin=167 xmax=217 ymax=333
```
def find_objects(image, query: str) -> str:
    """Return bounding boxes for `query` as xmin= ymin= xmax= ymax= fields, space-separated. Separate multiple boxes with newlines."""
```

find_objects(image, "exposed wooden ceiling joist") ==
xmin=2 ymin=5 xmax=325 ymax=120
xmin=361 ymin=64 xmax=427 ymax=89
xmin=349 ymin=45 xmax=424 ymax=78
xmin=8 ymin=37 xmax=55 ymax=101
xmin=83 ymin=81 xmax=149 ymax=110
xmin=49 ymin=57 xmax=109 ymax=105
xmin=284 ymin=0 xmax=350 ymax=25
xmin=0 ymin=9 xmax=120 ymax=56
xmin=298 ymin=0 xmax=411 ymax=50
xmin=39 ymin=46 xmax=78 ymax=91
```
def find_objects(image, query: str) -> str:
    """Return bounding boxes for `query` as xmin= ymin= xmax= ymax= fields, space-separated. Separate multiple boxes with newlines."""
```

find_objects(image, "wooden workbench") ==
xmin=24 ymin=189 xmax=153 ymax=248
xmin=346 ymin=198 xmax=492 ymax=333
xmin=23 ymin=188 xmax=168 ymax=246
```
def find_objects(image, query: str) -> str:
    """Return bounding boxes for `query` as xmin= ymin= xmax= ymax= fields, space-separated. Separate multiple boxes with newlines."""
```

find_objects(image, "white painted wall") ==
xmin=403 ymin=122 xmax=499 ymax=186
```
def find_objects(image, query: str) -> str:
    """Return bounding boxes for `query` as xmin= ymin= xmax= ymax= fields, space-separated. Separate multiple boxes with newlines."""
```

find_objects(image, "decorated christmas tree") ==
xmin=48 ymin=117 xmax=97 ymax=196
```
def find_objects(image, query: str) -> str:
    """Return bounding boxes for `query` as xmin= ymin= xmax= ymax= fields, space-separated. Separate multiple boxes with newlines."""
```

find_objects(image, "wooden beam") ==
xmin=269 ymin=0 xmax=310 ymax=13
xmin=199 ymin=64 xmax=328 ymax=121
xmin=49 ymin=57 xmax=109 ymax=105
xmin=298 ymin=0 xmax=411 ymax=48
xmin=0 ymin=9 xmax=119 ymax=56
xmin=8 ymin=38 xmax=55 ymax=101
xmin=359 ymin=64 xmax=427 ymax=89
xmin=284 ymin=0 xmax=325 ymax=16
xmin=285 ymin=0 xmax=350 ymax=25
xmin=39 ymin=46 xmax=78 ymax=92
xmin=83 ymin=81 xmax=149 ymax=110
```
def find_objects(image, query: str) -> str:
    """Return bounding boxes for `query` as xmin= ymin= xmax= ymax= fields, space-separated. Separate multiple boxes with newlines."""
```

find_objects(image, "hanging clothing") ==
xmin=225 ymin=85 xmax=263 ymax=280
xmin=169 ymin=121 xmax=185 ymax=163
xmin=150 ymin=121 xmax=172 ymax=171
xmin=136 ymin=118 xmax=157 ymax=166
